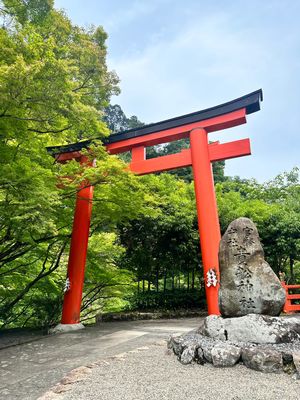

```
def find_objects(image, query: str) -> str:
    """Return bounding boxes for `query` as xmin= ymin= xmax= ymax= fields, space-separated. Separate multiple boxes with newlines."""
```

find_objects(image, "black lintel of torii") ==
xmin=46 ymin=89 xmax=263 ymax=156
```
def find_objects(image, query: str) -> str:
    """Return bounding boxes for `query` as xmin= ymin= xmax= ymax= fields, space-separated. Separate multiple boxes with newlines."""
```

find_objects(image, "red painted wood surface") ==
xmin=130 ymin=139 xmax=251 ymax=175
xmin=56 ymin=109 xmax=247 ymax=162
xmin=130 ymin=149 xmax=191 ymax=174
xmin=61 ymin=184 xmax=94 ymax=324
xmin=131 ymin=146 xmax=146 ymax=162
xmin=60 ymin=157 xmax=95 ymax=324
xmin=190 ymin=128 xmax=221 ymax=315
xmin=208 ymin=138 xmax=251 ymax=162
xmin=281 ymin=282 xmax=300 ymax=313
xmin=56 ymin=151 xmax=82 ymax=163
xmin=107 ymin=109 xmax=246 ymax=154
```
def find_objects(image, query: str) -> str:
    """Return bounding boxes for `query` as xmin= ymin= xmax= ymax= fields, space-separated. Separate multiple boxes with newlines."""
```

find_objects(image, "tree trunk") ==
xmin=148 ymin=279 xmax=151 ymax=292
xmin=290 ymin=256 xmax=295 ymax=283
xmin=163 ymin=270 xmax=167 ymax=292
xmin=142 ymin=279 xmax=145 ymax=293
xmin=156 ymin=268 xmax=159 ymax=292
xmin=172 ymin=271 xmax=175 ymax=291
xmin=187 ymin=271 xmax=190 ymax=291
xmin=191 ymin=268 xmax=195 ymax=290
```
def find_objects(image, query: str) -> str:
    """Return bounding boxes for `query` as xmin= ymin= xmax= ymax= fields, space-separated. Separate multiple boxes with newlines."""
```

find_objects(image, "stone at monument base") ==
xmin=211 ymin=343 xmax=241 ymax=367
xmin=49 ymin=323 xmax=85 ymax=334
xmin=198 ymin=314 xmax=300 ymax=344
xmin=241 ymin=346 xmax=283 ymax=373
xmin=293 ymin=352 xmax=300 ymax=376
xmin=167 ymin=315 xmax=300 ymax=379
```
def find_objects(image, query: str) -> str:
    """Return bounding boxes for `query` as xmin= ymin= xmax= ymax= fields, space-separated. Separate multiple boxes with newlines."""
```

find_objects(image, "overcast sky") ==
xmin=55 ymin=0 xmax=300 ymax=182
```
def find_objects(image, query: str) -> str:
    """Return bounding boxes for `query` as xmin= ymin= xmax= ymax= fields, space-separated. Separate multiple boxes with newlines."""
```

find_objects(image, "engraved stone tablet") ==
xmin=219 ymin=217 xmax=286 ymax=317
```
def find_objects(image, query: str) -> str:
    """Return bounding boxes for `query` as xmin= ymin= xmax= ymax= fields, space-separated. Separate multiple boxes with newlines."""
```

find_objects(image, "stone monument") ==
xmin=219 ymin=217 xmax=286 ymax=317
xmin=167 ymin=218 xmax=300 ymax=378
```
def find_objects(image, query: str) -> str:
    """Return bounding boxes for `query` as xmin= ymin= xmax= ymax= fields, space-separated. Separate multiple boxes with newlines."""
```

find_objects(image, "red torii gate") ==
xmin=48 ymin=89 xmax=263 ymax=328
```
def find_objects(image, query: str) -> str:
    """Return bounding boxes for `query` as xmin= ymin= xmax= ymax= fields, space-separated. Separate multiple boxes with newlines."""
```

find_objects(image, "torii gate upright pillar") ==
xmin=190 ymin=128 xmax=221 ymax=315
xmin=61 ymin=184 xmax=94 ymax=325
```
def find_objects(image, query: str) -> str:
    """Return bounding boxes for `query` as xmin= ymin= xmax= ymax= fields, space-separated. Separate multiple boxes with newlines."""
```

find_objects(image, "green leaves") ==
xmin=216 ymin=170 xmax=300 ymax=280
xmin=118 ymin=173 xmax=201 ymax=291
xmin=2 ymin=0 xmax=54 ymax=26
xmin=0 ymin=2 xmax=142 ymax=328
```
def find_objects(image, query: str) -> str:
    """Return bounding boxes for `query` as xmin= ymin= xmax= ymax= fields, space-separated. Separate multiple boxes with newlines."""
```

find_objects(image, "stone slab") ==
xmin=198 ymin=314 xmax=300 ymax=344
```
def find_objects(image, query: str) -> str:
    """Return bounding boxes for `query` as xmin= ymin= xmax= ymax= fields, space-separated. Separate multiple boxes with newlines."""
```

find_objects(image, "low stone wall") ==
xmin=96 ymin=309 xmax=206 ymax=323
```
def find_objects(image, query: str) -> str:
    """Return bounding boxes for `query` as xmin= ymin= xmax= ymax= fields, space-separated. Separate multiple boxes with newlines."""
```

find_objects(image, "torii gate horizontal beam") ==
xmin=130 ymin=139 xmax=251 ymax=175
xmin=106 ymin=109 xmax=246 ymax=154
xmin=46 ymin=89 xmax=262 ymax=158
xmin=51 ymin=109 xmax=248 ymax=163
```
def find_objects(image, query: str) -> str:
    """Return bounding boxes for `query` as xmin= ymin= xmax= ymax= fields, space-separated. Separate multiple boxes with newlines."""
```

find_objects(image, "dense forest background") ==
xmin=0 ymin=1 xmax=299 ymax=330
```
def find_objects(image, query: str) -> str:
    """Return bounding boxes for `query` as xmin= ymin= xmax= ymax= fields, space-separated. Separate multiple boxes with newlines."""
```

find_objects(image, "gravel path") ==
xmin=40 ymin=341 xmax=300 ymax=400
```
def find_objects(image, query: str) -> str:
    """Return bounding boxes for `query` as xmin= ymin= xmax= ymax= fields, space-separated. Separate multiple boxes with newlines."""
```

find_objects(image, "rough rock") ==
xmin=169 ymin=333 xmax=218 ymax=363
xmin=198 ymin=314 xmax=300 ymax=344
xmin=180 ymin=345 xmax=197 ymax=364
xmin=196 ymin=347 xmax=205 ymax=364
xmin=218 ymin=217 xmax=286 ymax=317
xmin=201 ymin=340 xmax=214 ymax=363
xmin=167 ymin=335 xmax=184 ymax=356
xmin=293 ymin=351 xmax=300 ymax=379
xmin=281 ymin=350 xmax=293 ymax=364
xmin=242 ymin=346 xmax=283 ymax=373
xmin=211 ymin=343 xmax=241 ymax=367
xmin=167 ymin=326 xmax=300 ymax=379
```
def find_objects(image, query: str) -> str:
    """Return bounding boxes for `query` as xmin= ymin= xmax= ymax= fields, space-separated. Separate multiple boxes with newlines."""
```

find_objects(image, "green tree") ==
xmin=104 ymin=104 xmax=144 ymax=133
xmin=0 ymin=1 xmax=154 ymax=328
xmin=119 ymin=174 xmax=202 ymax=297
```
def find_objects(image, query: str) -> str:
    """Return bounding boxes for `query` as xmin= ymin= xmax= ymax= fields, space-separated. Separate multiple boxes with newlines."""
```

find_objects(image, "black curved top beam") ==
xmin=47 ymin=89 xmax=263 ymax=155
